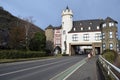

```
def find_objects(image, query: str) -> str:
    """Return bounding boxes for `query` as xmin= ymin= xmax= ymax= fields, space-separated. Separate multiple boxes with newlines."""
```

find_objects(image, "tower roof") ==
xmin=45 ymin=25 xmax=54 ymax=30
xmin=105 ymin=17 xmax=118 ymax=23
xmin=62 ymin=6 xmax=73 ymax=16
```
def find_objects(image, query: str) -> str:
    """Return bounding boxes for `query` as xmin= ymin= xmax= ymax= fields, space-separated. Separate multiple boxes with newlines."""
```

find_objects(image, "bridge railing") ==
xmin=98 ymin=55 xmax=120 ymax=80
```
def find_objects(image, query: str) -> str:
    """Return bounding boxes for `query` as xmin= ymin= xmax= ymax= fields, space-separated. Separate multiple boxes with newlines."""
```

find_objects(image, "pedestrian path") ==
xmin=66 ymin=56 xmax=98 ymax=80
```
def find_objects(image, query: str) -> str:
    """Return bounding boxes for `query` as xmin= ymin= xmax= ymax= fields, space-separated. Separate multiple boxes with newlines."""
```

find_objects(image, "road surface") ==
xmin=0 ymin=56 xmax=87 ymax=80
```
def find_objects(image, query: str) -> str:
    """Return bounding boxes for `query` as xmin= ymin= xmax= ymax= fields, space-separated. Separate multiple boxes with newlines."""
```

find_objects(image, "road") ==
xmin=0 ymin=56 xmax=87 ymax=80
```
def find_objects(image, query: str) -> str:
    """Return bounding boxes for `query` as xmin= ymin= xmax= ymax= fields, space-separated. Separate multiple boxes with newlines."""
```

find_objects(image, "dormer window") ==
xmin=90 ymin=22 xmax=92 ymax=25
xmin=80 ymin=23 xmax=82 ymax=25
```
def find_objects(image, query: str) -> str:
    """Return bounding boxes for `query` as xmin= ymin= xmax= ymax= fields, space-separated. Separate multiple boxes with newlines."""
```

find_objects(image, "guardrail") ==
xmin=98 ymin=55 xmax=120 ymax=80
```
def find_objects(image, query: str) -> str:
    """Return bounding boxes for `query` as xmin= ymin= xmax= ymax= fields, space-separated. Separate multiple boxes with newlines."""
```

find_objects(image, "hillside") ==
xmin=0 ymin=7 xmax=44 ymax=49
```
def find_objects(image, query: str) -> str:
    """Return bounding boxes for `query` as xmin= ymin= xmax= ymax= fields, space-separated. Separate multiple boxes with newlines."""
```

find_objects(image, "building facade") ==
xmin=45 ymin=7 xmax=119 ymax=56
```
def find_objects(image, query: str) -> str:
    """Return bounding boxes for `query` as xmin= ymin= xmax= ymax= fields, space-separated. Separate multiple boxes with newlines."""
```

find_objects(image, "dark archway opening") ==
xmin=95 ymin=47 xmax=100 ymax=55
xmin=54 ymin=46 xmax=61 ymax=54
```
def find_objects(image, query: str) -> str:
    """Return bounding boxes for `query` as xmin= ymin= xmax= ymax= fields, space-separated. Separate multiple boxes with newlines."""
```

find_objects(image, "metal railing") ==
xmin=99 ymin=55 xmax=120 ymax=80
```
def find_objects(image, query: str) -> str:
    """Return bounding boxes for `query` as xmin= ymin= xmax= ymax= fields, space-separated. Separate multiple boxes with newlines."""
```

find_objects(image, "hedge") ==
xmin=0 ymin=50 xmax=47 ymax=59
xmin=102 ymin=49 xmax=118 ymax=63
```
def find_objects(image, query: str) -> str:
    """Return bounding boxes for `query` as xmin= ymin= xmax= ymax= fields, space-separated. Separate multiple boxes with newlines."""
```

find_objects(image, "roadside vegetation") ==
xmin=0 ymin=50 xmax=47 ymax=59
xmin=98 ymin=49 xmax=120 ymax=80
xmin=0 ymin=31 xmax=47 ymax=57
xmin=102 ymin=49 xmax=118 ymax=63
xmin=0 ymin=8 xmax=51 ymax=62
xmin=102 ymin=49 xmax=120 ymax=67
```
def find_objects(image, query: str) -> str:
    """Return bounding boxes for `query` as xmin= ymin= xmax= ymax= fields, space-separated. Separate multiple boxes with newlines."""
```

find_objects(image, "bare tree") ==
xmin=23 ymin=16 xmax=35 ymax=50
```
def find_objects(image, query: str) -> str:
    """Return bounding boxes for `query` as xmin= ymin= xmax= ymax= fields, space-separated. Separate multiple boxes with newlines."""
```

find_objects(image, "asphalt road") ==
xmin=0 ymin=55 xmax=86 ymax=80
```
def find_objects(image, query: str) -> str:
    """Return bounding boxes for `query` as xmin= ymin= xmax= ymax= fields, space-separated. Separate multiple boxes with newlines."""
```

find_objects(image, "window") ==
xmin=102 ymin=33 xmax=105 ymax=39
xmin=95 ymin=33 xmax=101 ymax=41
xmin=109 ymin=43 xmax=113 ymax=50
xmin=80 ymin=23 xmax=82 ymax=25
xmin=63 ymin=30 xmax=66 ymax=35
xmin=88 ymin=27 xmax=91 ymax=30
xmin=109 ymin=22 xmax=114 ymax=27
xmin=109 ymin=32 xmax=113 ymax=38
xmin=116 ymin=32 xmax=118 ymax=38
xmin=62 ymin=22 xmax=64 ymax=25
xmin=97 ymin=26 xmax=100 ymax=30
xmin=103 ymin=43 xmax=106 ymax=50
xmin=90 ymin=22 xmax=92 ymax=25
xmin=103 ymin=23 xmax=106 ymax=28
xmin=56 ymin=40 xmax=60 ymax=44
xmin=83 ymin=34 xmax=89 ymax=41
xmin=72 ymin=34 xmax=78 ymax=41
xmin=81 ymin=27 xmax=83 ymax=31
xmin=117 ymin=44 xmax=119 ymax=52
xmin=73 ymin=28 xmax=76 ymax=31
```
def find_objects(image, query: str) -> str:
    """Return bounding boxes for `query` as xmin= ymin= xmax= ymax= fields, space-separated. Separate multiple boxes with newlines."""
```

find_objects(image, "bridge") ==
xmin=0 ymin=55 xmax=119 ymax=80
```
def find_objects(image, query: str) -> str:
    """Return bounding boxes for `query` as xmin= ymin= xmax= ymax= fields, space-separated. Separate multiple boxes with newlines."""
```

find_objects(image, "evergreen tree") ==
xmin=29 ymin=32 xmax=46 ymax=51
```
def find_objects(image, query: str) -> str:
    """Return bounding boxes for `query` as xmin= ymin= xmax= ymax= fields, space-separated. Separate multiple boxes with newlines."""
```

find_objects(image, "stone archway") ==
xmin=54 ymin=46 xmax=62 ymax=54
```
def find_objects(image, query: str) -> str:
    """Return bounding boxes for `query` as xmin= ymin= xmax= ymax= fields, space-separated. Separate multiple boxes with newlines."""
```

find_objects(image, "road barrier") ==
xmin=98 ymin=55 xmax=120 ymax=80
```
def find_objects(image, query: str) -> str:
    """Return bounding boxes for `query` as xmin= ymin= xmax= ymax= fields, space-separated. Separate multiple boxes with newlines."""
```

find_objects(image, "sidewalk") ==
xmin=66 ymin=56 xmax=98 ymax=80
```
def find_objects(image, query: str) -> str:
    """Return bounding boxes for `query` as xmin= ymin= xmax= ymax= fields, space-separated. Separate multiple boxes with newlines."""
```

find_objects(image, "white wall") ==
xmin=68 ymin=32 xmax=101 ymax=43
xmin=65 ymin=31 xmax=102 ymax=55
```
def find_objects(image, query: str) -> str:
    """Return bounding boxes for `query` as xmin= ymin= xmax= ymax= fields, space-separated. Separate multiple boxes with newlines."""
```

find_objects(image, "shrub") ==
xmin=102 ymin=49 xmax=118 ymax=63
xmin=0 ymin=50 xmax=47 ymax=59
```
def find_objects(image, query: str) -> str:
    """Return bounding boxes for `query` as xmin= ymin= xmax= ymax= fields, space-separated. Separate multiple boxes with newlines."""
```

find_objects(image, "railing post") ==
xmin=107 ymin=65 xmax=110 ymax=75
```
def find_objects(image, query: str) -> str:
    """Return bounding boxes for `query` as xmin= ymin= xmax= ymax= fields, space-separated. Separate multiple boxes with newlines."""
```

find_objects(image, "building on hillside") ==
xmin=45 ymin=6 xmax=119 ymax=56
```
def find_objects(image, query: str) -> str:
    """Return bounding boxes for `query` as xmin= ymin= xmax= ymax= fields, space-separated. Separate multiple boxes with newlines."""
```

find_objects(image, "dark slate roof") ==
xmin=54 ymin=26 xmax=62 ymax=29
xmin=45 ymin=25 xmax=54 ymax=30
xmin=105 ymin=17 xmax=118 ymax=23
xmin=69 ymin=19 xmax=104 ymax=33
xmin=45 ymin=25 xmax=61 ymax=30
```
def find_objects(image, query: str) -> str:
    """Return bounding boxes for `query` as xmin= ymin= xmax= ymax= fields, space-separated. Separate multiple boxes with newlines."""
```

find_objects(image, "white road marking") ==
xmin=50 ymin=57 xmax=87 ymax=80
xmin=0 ymin=58 xmax=72 ymax=77
xmin=12 ymin=61 xmax=72 ymax=80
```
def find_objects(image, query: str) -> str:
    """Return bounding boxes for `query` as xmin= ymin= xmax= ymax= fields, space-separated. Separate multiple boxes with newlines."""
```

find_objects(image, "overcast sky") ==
xmin=0 ymin=0 xmax=120 ymax=37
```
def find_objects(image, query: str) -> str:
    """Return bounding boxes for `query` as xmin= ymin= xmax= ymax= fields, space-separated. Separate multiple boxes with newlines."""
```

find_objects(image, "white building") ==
xmin=45 ymin=6 xmax=118 ymax=56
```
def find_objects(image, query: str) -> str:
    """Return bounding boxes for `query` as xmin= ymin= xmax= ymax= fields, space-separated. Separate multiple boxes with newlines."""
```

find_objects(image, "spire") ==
xmin=62 ymin=6 xmax=73 ymax=17
xmin=66 ymin=6 xmax=69 ymax=10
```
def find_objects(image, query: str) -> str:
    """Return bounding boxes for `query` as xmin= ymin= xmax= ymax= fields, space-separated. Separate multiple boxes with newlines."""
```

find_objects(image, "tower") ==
xmin=61 ymin=6 xmax=73 ymax=54
xmin=45 ymin=25 xmax=54 ymax=53
xmin=102 ymin=17 xmax=118 ymax=52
